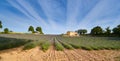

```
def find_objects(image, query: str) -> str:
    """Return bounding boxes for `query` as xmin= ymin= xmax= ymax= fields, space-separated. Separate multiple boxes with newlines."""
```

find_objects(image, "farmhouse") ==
xmin=66 ymin=31 xmax=79 ymax=37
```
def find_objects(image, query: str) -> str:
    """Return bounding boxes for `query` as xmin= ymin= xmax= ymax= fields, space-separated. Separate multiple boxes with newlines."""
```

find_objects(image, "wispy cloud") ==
xmin=77 ymin=0 xmax=120 ymax=29
xmin=8 ymin=0 xmax=48 ymax=27
xmin=17 ymin=0 xmax=49 ymax=27
xmin=66 ymin=0 xmax=81 ymax=29
xmin=7 ymin=1 xmax=37 ymax=23
xmin=38 ymin=0 xmax=66 ymax=30
xmin=66 ymin=0 xmax=98 ymax=30
xmin=1 ymin=0 xmax=120 ymax=34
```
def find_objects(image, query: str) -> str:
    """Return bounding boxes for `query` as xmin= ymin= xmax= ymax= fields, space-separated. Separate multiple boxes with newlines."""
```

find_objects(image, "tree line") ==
xmin=76 ymin=24 xmax=120 ymax=37
xmin=0 ymin=20 xmax=119 ymax=36
xmin=0 ymin=21 xmax=44 ymax=34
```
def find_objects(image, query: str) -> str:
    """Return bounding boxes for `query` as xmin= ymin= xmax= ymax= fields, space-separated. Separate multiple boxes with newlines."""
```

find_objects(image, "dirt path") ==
xmin=0 ymin=47 xmax=120 ymax=61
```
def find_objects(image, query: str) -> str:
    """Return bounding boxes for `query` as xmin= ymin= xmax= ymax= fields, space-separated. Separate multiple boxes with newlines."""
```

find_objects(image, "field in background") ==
xmin=58 ymin=36 xmax=120 ymax=50
xmin=0 ymin=34 xmax=120 ymax=51
xmin=0 ymin=34 xmax=120 ymax=61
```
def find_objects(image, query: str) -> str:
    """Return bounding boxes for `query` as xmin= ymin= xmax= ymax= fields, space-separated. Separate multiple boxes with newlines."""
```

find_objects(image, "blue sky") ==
xmin=0 ymin=0 xmax=120 ymax=34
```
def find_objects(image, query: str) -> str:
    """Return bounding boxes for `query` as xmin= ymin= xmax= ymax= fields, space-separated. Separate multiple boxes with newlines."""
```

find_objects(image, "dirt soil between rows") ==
xmin=0 ymin=47 xmax=120 ymax=61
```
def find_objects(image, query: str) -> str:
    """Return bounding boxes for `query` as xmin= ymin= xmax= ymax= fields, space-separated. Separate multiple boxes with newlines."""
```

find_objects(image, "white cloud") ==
xmin=15 ymin=0 xmax=48 ymax=27
xmin=38 ymin=0 xmax=66 ymax=31
xmin=77 ymin=0 xmax=120 ymax=29
xmin=7 ymin=1 xmax=37 ymax=24
xmin=66 ymin=0 xmax=81 ymax=28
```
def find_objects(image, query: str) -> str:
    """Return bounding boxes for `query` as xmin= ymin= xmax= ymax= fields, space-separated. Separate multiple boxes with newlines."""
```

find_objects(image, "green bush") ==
xmin=23 ymin=42 xmax=37 ymax=50
xmin=35 ymin=40 xmax=44 ymax=46
xmin=60 ymin=41 xmax=73 ymax=49
xmin=41 ymin=41 xmax=50 ymax=52
xmin=70 ymin=43 xmax=80 ymax=49
xmin=55 ymin=40 xmax=64 ymax=51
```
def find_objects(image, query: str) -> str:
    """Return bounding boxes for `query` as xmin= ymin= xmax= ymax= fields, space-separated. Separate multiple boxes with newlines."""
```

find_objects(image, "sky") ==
xmin=0 ymin=0 xmax=120 ymax=34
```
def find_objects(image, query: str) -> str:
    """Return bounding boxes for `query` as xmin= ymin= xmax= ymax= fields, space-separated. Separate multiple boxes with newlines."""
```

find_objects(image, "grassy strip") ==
xmin=80 ymin=45 xmax=120 ymax=50
xmin=23 ymin=40 xmax=44 ymax=50
xmin=23 ymin=41 xmax=37 ymax=50
xmin=54 ymin=38 xmax=64 ymax=51
xmin=59 ymin=41 xmax=73 ymax=49
xmin=41 ymin=41 xmax=50 ymax=52
xmin=0 ymin=37 xmax=29 ymax=50
xmin=70 ymin=43 xmax=80 ymax=49
xmin=80 ymin=46 xmax=93 ymax=50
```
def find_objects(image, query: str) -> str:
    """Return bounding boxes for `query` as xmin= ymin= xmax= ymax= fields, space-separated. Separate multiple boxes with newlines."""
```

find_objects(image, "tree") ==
xmin=82 ymin=30 xmax=87 ymax=35
xmin=104 ymin=27 xmax=111 ymax=36
xmin=90 ymin=26 xmax=103 ymax=35
xmin=10 ymin=30 xmax=13 ymax=32
xmin=76 ymin=29 xmax=87 ymax=35
xmin=28 ymin=26 xmax=34 ymax=33
xmin=117 ymin=24 xmax=120 ymax=28
xmin=4 ymin=28 xmax=9 ymax=34
xmin=0 ymin=21 xmax=2 ymax=29
xmin=36 ymin=27 xmax=43 ymax=34
xmin=112 ymin=24 xmax=120 ymax=36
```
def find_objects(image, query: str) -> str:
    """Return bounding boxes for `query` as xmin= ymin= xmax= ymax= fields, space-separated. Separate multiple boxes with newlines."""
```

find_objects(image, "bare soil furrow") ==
xmin=29 ymin=47 xmax=43 ymax=61
xmin=0 ymin=47 xmax=120 ymax=61
xmin=46 ymin=46 xmax=54 ymax=61
xmin=69 ymin=49 xmax=84 ymax=61
xmin=55 ymin=50 xmax=69 ymax=61
xmin=74 ymin=49 xmax=95 ymax=61
xmin=63 ymin=50 xmax=72 ymax=61
xmin=63 ymin=49 xmax=79 ymax=61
